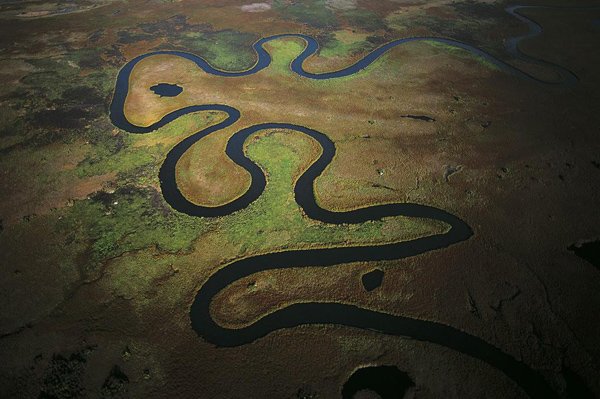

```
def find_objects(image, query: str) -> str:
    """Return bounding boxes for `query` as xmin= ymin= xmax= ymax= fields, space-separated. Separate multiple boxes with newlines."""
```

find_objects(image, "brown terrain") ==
xmin=0 ymin=0 xmax=599 ymax=398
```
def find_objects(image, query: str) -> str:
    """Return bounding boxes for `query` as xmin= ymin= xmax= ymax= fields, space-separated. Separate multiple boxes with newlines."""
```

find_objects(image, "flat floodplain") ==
xmin=0 ymin=1 xmax=599 ymax=398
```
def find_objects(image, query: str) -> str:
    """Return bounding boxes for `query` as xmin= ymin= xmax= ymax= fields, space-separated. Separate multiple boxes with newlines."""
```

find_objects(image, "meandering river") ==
xmin=109 ymin=6 xmax=597 ymax=397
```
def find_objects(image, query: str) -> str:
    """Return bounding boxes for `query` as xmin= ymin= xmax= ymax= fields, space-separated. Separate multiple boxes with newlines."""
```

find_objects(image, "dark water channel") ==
xmin=108 ymin=6 xmax=598 ymax=396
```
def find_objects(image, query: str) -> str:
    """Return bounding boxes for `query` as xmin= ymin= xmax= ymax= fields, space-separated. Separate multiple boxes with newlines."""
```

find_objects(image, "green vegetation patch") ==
xmin=9 ymin=50 xmax=118 ymax=151
xmin=341 ymin=9 xmax=385 ymax=32
xmin=60 ymin=185 xmax=212 ymax=267
xmin=384 ymin=2 xmax=515 ymax=58
xmin=134 ymin=15 xmax=259 ymax=71
xmin=77 ymin=112 xmax=221 ymax=182
xmin=59 ymin=114 xmax=223 ymax=271
xmin=426 ymin=40 xmax=501 ymax=71
xmin=305 ymin=51 xmax=392 ymax=86
xmin=177 ymin=30 xmax=259 ymax=71
xmin=273 ymin=0 xmax=339 ymax=29
xmin=75 ymin=128 xmax=160 ymax=180
xmin=264 ymin=38 xmax=307 ymax=75
xmin=22 ymin=51 xmax=115 ymax=102
xmin=315 ymin=30 xmax=376 ymax=62
xmin=220 ymin=130 xmax=446 ymax=255
xmin=0 ymin=105 xmax=27 ymax=150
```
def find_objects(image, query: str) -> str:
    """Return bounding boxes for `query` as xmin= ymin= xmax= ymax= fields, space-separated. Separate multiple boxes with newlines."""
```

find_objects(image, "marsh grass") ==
xmin=220 ymin=130 xmax=446 ymax=255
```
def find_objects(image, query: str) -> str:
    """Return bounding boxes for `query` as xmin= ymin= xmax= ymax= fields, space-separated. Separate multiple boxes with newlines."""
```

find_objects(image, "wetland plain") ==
xmin=1 ymin=1 xmax=599 ymax=398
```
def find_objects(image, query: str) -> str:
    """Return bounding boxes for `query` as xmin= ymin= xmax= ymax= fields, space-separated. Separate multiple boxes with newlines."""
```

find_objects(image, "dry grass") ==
xmin=0 ymin=140 xmax=115 ymax=225
xmin=2 ymin=1 xmax=600 ymax=397
xmin=124 ymin=37 xmax=500 ymax=211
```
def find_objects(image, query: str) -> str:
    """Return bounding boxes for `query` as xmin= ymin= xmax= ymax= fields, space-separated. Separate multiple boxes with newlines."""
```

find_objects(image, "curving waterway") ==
xmin=108 ymin=6 xmax=598 ymax=398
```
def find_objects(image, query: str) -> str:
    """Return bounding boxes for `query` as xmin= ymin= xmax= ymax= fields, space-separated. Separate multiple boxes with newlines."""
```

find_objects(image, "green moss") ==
xmin=11 ymin=51 xmax=120 ymax=151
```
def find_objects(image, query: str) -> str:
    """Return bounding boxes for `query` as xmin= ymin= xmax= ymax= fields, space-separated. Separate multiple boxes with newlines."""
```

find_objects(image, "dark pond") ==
xmin=568 ymin=240 xmax=600 ymax=269
xmin=150 ymin=83 xmax=183 ymax=97
xmin=401 ymin=115 xmax=435 ymax=122
xmin=362 ymin=269 xmax=384 ymax=291
xmin=341 ymin=365 xmax=414 ymax=399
